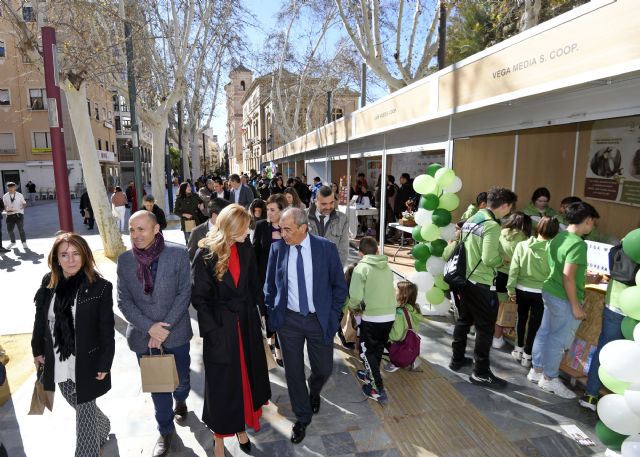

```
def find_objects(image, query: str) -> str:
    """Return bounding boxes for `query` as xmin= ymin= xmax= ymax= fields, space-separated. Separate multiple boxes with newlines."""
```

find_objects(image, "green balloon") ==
xmin=426 ymin=287 xmax=445 ymax=305
xmin=435 ymin=167 xmax=455 ymax=188
xmin=429 ymin=239 xmax=448 ymax=257
xmin=622 ymin=228 xmax=640 ymax=263
xmin=434 ymin=274 xmax=450 ymax=291
xmin=415 ymin=259 xmax=427 ymax=272
xmin=621 ymin=317 xmax=639 ymax=340
xmin=439 ymin=193 xmax=460 ymax=211
xmin=598 ymin=366 xmax=631 ymax=394
xmin=595 ymin=420 xmax=627 ymax=450
xmin=620 ymin=286 xmax=640 ymax=320
xmin=413 ymin=174 xmax=439 ymax=195
xmin=412 ymin=225 xmax=425 ymax=242
xmin=426 ymin=163 xmax=443 ymax=177
xmin=420 ymin=194 xmax=440 ymax=211
xmin=420 ymin=223 xmax=440 ymax=242
xmin=432 ymin=208 xmax=452 ymax=227
xmin=411 ymin=243 xmax=431 ymax=261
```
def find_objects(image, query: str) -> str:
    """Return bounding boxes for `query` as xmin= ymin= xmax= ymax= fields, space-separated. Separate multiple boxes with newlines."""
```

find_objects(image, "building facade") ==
xmin=224 ymin=65 xmax=253 ymax=174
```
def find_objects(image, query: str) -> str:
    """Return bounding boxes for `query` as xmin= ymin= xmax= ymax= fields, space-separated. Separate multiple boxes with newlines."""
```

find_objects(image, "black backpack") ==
xmin=443 ymin=219 xmax=489 ymax=289
xmin=609 ymin=244 xmax=639 ymax=286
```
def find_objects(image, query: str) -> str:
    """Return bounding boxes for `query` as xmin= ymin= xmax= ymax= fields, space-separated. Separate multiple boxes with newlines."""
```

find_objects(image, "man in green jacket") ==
xmin=450 ymin=187 xmax=518 ymax=388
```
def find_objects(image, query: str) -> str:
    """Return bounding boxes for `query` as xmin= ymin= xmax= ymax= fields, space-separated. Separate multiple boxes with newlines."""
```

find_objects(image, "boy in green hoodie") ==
xmin=347 ymin=236 xmax=396 ymax=405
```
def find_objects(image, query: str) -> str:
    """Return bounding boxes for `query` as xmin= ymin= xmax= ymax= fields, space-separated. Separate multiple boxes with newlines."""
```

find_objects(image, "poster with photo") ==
xmin=584 ymin=116 xmax=640 ymax=206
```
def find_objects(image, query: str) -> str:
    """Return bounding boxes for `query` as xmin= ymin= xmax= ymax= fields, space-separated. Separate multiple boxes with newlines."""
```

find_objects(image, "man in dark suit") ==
xmin=264 ymin=207 xmax=348 ymax=444
xmin=211 ymin=178 xmax=231 ymax=201
xmin=186 ymin=198 xmax=230 ymax=261
xmin=117 ymin=211 xmax=192 ymax=457
xmin=228 ymin=173 xmax=253 ymax=208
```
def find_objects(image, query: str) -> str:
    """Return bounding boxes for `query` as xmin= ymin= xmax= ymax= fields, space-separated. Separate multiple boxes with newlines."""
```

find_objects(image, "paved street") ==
xmin=0 ymin=201 xmax=607 ymax=456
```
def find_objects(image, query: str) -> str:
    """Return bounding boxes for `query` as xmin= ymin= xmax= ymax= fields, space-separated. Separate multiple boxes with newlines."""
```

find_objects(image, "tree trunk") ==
xmin=519 ymin=0 xmax=542 ymax=32
xmin=190 ymin=127 xmax=200 ymax=180
xmin=149 ymin=119 xmax=169 ymax=212
xmin=64 ymin=84 xmax=126 ymax=259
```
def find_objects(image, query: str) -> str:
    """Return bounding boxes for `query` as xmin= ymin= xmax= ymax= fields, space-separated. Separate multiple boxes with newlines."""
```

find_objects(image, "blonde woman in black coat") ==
xmin=31 ymin=232 xmax=115 ymax=457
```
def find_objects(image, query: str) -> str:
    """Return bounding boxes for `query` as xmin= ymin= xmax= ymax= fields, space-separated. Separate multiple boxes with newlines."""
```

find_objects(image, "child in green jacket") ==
xmin=348 ymin=236 xmax=396 ymax=405
xmin=384 ymin=280 xmax=422 ymax=373
xmin=494 ymin=212 xmax=532 ymax=349
xmin=507 ymin=216 xmax=560 ymax=367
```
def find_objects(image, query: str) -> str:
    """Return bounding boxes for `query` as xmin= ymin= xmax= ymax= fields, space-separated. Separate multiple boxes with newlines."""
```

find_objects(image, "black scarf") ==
xmin=53 ymin=271 xmax=85 ymax=361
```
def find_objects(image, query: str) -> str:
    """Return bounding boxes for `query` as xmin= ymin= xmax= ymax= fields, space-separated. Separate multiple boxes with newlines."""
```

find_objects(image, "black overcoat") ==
xmin=252 ymin=219 xmax=275 ymax=287
xmin=191 ymin=240 xmax=271 ymax=434
xmin=31 ymin=273 xmax=115 ymax=404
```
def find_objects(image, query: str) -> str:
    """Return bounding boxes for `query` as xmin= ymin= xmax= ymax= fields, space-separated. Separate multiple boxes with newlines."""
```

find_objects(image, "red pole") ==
xmin=42 ymin=26 xmax=73 ymax=232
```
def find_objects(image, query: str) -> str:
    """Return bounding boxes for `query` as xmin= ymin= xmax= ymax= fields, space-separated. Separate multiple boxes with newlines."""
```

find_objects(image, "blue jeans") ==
xmin=532 ymin=292 xmax=580 ymax=379
xmin=137 ymin=342 xmax=191 ymax=435
xmin=585 ymin=307 xmax=624 ymax=396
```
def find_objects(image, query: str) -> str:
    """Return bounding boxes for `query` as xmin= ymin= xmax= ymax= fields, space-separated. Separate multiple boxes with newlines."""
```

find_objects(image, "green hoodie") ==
xmin=347 ymin=254 xmax=396 ymax=320
xmin=507 ymin=236 xmax=551 ymax=295
xmin=521 ymin=202 xmax=558 ymax=218
xmin=388 ymin=305 xmax=422 ymax=342
xmin=461 ymin=203 xmax=479 ymax=221
xmin=498 ymin=228 xmax=529 ymax=274
xmin=462 ymin=209 xmax=502 ymax=286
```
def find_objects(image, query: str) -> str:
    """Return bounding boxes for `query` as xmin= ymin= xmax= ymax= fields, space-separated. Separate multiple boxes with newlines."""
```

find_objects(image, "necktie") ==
xmin=296 ymin=245 xmax=309 ymax=316
xmin=319 ymin=215 xmax=326 ymax=237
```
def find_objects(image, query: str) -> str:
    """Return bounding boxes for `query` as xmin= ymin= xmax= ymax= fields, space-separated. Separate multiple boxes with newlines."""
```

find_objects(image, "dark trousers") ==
xmin=585 ymin=307 xmax=624 ymax=396
xmin=6 ymin=214 xmax=26 ymax=243
xmin=360 ymin=320 xmax=394 ymax=391
xmin=278 ymin=309 xmax=333 ymax=425
xmin=452 ymin=282 xmax=499 ymax=375
xmin=137 ymin=342 xmax=191 ymax=436
xmin=515 ymin=289 xmax=545 ymax=355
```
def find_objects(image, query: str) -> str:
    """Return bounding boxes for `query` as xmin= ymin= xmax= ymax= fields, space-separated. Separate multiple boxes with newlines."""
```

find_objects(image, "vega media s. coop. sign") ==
xmin=584 ymin=116 xmax=640 ymax=207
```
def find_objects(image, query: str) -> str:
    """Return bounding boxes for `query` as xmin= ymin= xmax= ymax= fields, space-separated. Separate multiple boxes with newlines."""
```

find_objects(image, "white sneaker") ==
xmin=527 ymin=368 xmax=542 ymax=383
xmin=521 ymin=353 xmax=532 ymax=368
xmin=538 ymin=377 xmax=577 ymax=399
xmin=383 ymin=362 xmax=399 ymax=373
xmin=7 ymin=242 xmax=16 ymax=248
xmin=511 ymin=346 xmax=523 ymax=362
xmin=21 ymin=241 xmax=28 ymax=249
xmin=410 ymin=358 xmax=421 ymax=370
xmin=492 ymin=336 xmax=505 ymax=349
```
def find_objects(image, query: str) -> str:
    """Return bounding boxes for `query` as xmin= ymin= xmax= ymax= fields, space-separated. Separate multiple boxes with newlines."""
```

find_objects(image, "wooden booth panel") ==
xmin=515 ymin=125 xmax=577 ymax=211
xmin=574 ymin=123 xmax=640 ymax=240
xmin=453 ymin=133 xmax=516 ymax=220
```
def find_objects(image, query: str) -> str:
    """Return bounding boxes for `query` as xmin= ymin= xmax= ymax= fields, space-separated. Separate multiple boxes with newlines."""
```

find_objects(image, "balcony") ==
xmin=0 ymin=148 xmax=17 ymax=155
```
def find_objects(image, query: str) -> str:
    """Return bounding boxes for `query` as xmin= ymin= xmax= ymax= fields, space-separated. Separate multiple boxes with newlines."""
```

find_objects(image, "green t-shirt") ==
xmin=542 ymin=231 xmax=588 ymax=302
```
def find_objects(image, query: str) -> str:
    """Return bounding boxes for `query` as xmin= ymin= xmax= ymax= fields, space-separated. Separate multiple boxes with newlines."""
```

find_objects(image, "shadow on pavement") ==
xmin=0 ymin=253 xmax=21 ymax=272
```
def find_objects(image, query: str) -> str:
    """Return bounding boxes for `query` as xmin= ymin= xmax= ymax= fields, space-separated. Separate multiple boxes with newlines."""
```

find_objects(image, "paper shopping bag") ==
xmin=184 ymin=219 xmax=197 ymax=232
xmin=140 ymin=352 xmax=179 ymax=393
xmin=496 ymin=300 xmax=518 ymax=328
xmin=262 ymin=338 xmax=278 ymax=371
xmin=341 ymin=310 xmax=358 ymax=343
xmin=28 ymin=366 xmax=54 ymax=415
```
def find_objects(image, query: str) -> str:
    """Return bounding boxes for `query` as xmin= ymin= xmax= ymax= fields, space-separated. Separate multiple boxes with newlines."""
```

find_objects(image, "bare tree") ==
xmin=335 ymin=0 xmax=441 ymax=92
xmin=0 ymin=0 xmax=128 ymax=257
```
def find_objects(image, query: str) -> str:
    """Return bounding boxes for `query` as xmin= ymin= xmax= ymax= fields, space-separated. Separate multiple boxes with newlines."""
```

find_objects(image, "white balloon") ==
xmin=408 ymin=271 xmax=435 ymax=292
xmin=625 ymin=384 xmax=640 ymax=416
xmin=600 ymin=340 xmax=640 ymax=381
xmin=444 ymin=176 xmax=462 ymax=193
xmin=426 ymin=256 xmax=446 ymax=276
xmin=622 ymin=434 xmax=640 ymax=457
xmin=440 ymin=223 xmax=457 ymax=241
xmin=598 ymin=394 xmax=640 ymax=435
xmin=635 ymin=323 xmax=640 ymax=344
xmin=414 ymin=209 xmax=433 ymax=226
xmin=421 ymin=296 xmax=451 ymax=316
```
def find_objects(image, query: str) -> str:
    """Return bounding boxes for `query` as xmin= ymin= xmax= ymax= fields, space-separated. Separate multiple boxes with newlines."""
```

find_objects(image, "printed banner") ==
xmin=584 ymin=116 xmax=640 ymax=206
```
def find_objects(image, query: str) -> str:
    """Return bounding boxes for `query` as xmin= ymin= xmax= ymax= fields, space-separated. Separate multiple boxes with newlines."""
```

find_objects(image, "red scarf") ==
xmin=132 ymin=232 xmax=165 ymax=294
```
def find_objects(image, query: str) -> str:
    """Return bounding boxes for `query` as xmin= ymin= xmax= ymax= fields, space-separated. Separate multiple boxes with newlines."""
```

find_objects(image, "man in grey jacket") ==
xmin=117 ymin=211 xmax=192 ymax=457
xmin=307 ymin=186 xmax=350 ymax=266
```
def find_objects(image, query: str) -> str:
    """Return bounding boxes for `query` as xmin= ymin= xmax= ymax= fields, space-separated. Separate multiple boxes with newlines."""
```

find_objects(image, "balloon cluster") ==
xmin=407 ymin=163 xmax=462 ymax=312
xmin=595 ymin=228 xmax=640 ymax=455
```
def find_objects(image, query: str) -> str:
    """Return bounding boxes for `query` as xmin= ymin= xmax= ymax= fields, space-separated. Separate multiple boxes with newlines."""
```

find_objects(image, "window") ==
xmin=32 ymin=131 xmax=51 ymax=149
xmin=0 ymin=133 xmax=16 ymax=154
xmin=240 ymin=81 xmax=245 ymax=91
xmin=112 ymin=94 xmax=118 ymax=111
xmin=97 ymin=139 xmax=102 ymax=150
xmin=0 ymin=40 xmax=5 ymax=58
xmin=105 ymin=140 xmax=109 ymax=151
xmin=87 ymin=99 xmax=91 ymax=116
xmin=29 ymin=88 xmax=47 ymax=110
xmin=331 ymin=107 xmax=344 ymax=121
xmin=95 ymin=105 xmax=100 ymax=120
xmin=22 ymin=4 xmax=34 ymax=22
xmin=0 ymin=89 xmax=10 ymax=105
